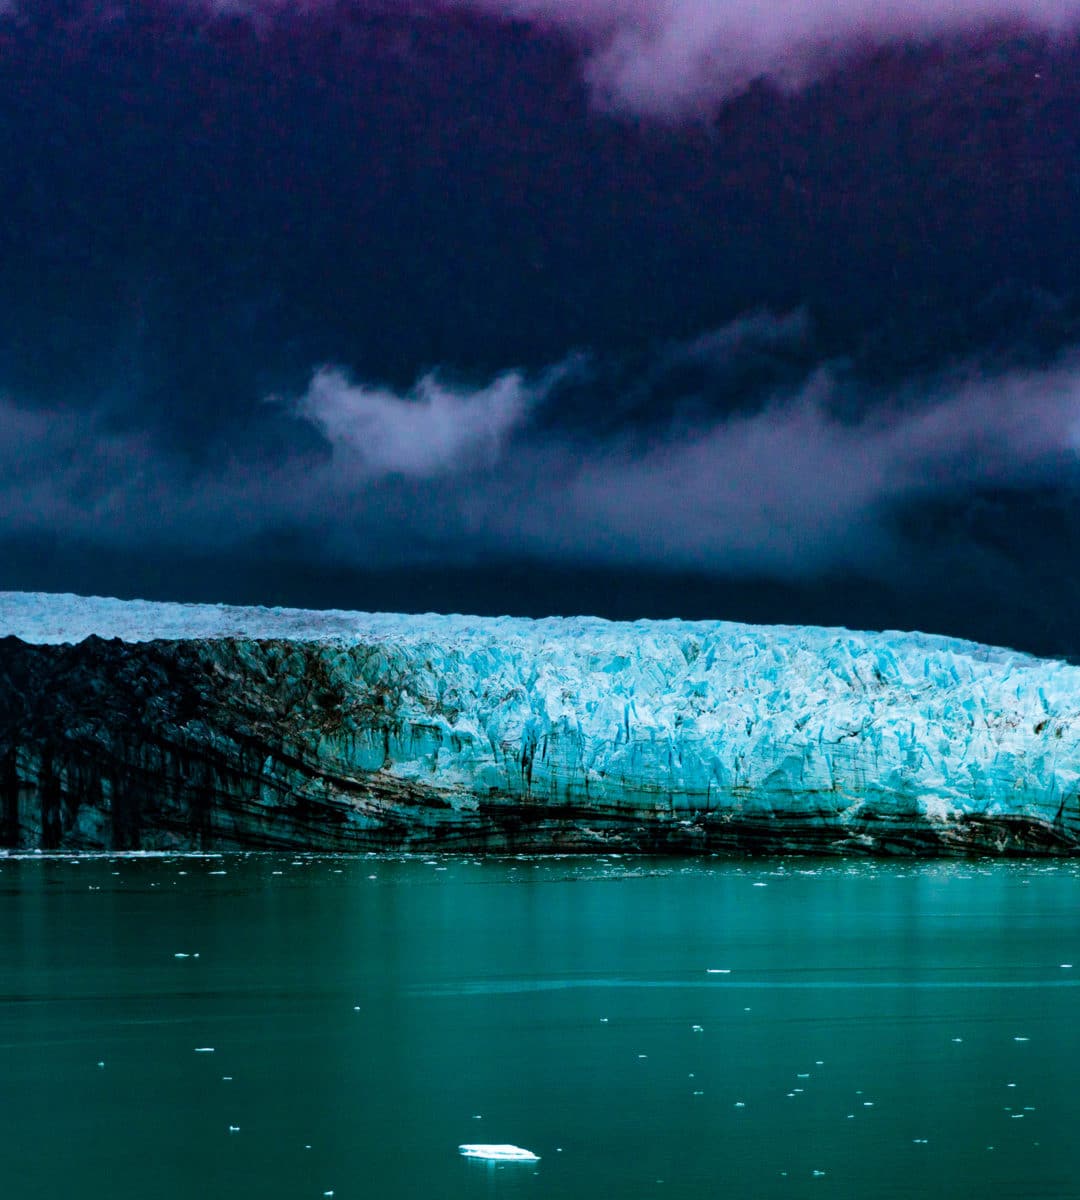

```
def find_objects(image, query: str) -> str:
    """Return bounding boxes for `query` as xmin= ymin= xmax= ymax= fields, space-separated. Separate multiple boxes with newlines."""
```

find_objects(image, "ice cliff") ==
xmin=2 ymin=591 xmax=1079 ymax=854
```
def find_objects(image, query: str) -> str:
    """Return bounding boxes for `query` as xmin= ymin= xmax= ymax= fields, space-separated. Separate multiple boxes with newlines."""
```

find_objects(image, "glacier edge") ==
xmin=1 ymin=591 xmax=1078 ymax=855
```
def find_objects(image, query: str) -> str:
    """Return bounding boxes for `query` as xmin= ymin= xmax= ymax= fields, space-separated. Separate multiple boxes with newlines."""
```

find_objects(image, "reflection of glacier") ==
xmin=2 ymin=591 xmax=1079 ymax=854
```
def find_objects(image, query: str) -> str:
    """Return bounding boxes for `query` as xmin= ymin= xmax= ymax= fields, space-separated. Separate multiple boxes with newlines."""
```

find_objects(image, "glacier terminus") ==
xmin=1 ymin=591 xmax=1079 ymax=855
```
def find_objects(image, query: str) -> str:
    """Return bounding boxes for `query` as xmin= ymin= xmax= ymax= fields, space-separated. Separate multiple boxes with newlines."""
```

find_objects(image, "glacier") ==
xmin=1 ymin=590 xmax=1079 ymax=854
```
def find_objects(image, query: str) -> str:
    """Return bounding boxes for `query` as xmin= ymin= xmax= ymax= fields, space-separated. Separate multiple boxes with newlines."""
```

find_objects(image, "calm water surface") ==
xmin=1 ymin=855 xmax=1078 ymax=1199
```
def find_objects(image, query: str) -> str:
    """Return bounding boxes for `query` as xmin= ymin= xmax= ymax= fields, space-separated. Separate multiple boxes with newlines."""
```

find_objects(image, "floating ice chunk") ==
xmin=1014 ymin=1036 xmax=1030 ymax=1042
xmin=228 ymin=1125 xmax=240 ymax=1133
xmin=97 ymin=1061 xmax=105 ymax=1068
xmin=194 ymin=1047 xmax=215 ymax=1053
xmin=174 ymin=953 xmax=190 ymax=958
xmin=706 ymin=969 xmax=731 ymax=975
xmin=734 ymin=1101 xmax=746 ymax=1108
xmin=459 ymin=1145 xmax=540 ymax=1162
xmin=691 ymin=1025 xmax=704 ymax=1032
xmin=1061 ymin=963 xmax=1073 ymax=969
xmin=753 ymin=883 xmax=768 ymax=888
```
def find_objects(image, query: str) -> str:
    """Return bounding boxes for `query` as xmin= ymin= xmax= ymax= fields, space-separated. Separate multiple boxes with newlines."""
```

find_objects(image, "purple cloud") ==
xmin=455 ymin=0 xmax=1080 ymax=114
xmin=293 ymin=366 xmax=535 ymax=479
xmin=130 ymin=1 xmax=1080 ymax=115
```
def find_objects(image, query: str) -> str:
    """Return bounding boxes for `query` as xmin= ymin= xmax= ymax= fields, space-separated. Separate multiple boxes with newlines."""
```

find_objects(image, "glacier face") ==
xmin=1 ymin=591 xmax=1079 ymax=854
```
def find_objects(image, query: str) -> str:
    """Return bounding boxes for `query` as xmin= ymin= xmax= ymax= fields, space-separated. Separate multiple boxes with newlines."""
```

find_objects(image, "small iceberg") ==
xmin=459 ymin=1144 xmax=540 ymax=1162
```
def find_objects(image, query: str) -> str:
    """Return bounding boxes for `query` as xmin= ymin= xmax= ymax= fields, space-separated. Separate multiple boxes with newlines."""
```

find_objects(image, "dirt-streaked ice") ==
xmin=3 ymin=591 xmax=1080 ymax=853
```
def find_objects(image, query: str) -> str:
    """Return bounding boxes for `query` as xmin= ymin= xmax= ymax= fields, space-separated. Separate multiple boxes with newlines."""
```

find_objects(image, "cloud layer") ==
xmin=132 ymin=0 xmax=1080 ymax=114
xmin=6 ymin=316 xmax=1080 ymax=580
xmin=456 ymin=0 xmax=1080 ymax=113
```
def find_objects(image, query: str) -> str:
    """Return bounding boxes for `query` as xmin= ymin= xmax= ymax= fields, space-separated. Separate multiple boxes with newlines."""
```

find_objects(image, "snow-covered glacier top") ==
xmin=0 ymin=589 xmax=1032 ymax=665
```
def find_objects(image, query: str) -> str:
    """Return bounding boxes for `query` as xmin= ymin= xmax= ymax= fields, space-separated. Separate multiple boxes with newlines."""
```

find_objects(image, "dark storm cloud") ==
xmin=5 ymin=319 xmax=1080 ymax=580
xmin=2 ymin=0 xmax=1080 ymax=648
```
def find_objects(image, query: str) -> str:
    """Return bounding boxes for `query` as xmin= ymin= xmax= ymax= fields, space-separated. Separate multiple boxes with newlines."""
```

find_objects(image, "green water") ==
xmin=2 ymin=855 xmax=1078 ymax=1199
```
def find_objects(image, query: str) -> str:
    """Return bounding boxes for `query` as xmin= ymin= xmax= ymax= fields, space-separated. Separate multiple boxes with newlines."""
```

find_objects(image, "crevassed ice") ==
xmin=5 ymin=590 xmax=1079 ymax=831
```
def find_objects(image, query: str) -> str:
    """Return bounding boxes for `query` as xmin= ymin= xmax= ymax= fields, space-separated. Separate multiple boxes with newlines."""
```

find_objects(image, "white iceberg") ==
xmin=459 ymin=1144 xmax=541 ymax=1162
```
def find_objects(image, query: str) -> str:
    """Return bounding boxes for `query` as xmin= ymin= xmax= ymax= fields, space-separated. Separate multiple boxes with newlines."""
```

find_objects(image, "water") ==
xmin=1 ymin=855 xmax=1078 ymax=1199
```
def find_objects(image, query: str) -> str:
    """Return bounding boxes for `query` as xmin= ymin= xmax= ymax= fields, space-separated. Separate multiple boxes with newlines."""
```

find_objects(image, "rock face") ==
xmin=2 ymin=591 xmax=1079 ymax=854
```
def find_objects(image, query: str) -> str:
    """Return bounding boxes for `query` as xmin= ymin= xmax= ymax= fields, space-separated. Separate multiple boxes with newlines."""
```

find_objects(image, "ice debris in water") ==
xmin=459 ymin=1145 xmax=540 ymax=1162
xmin=194 ymin=1047 xmax=215 ymax=1053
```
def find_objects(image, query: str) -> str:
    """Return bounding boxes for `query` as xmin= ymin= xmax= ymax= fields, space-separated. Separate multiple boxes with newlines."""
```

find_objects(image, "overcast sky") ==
xmin=3 ymin=0 xmax=1080 ymax=652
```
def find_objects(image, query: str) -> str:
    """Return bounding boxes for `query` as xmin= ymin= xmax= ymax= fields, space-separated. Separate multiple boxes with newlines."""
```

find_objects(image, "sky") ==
xmin=2 ymin=0 xmax=1080 ymax=653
